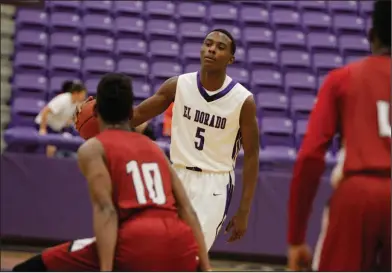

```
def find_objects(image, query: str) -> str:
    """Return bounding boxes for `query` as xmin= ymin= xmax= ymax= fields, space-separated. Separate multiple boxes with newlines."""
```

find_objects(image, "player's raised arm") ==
xmin=226 ymin=95 xmax=260 ymax=242
xmin=130 ymin=76 xmax=178 ymax=127
xmin=166 ymin=157 xmax=211 ymax=271
xmin=287 ymin=70 xmax=343 ymax=270
xmin=77 ymin=139 xmax=118 ymax=272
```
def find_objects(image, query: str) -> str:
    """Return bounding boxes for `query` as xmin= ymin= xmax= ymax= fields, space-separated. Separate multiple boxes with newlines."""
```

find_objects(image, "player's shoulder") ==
xmin=77 ymin=136 xmax=104 ymax=160
xmin=178 ymin=71 xmax=198 ymax=81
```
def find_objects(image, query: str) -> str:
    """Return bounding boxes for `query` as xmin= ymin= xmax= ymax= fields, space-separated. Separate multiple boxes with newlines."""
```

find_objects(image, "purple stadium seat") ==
xmin=226 ymin=67 xmax=249 ymax=86
xmin=179 ymin=22 xmax=209 ymax=42
xmin=285 ymin=72 xmax=317 ymax=95
xmin=360 ymin=1 xmax=373 ymax=16
xmin=267 ymin=0 xmax=297 ymax=10
xmin=234 ymin=47 xmax=246 ymax=64
xmin=339 ymin=35 xmax=370 ymax=56
xmin=271 ymin=10 xmax=301 ymax=29
xmin=49 ymin=1 xmax=81 ymax=12
xmin=49 ymin=54 xmax=81 ymax=76
xmin=16 ymin=9 xmax=48 ymax=31
xmin=150 ymin=40 xmax=180 ymax=60
xmin=243 ymin=27 xmax=273 ymax=47
xmin=115 ymin=39 xmax=147 ymax=57
xmin=209 ymin=4 xmax=238 ymax=23
xmin=117 ymin=59 xmax=149 ymax=78
xmin=185 ymin=64 xmax=200 ymax=73
xmin=13 ymin=75 xmax=47 ymax=100
xmin=251 ymin=70 xmax=283 ymax=92
xmin=50 ymin=33 xmax=81 ymax=54
xmin=15 ymin=30 xmax=48 ymax=51
xmin=256 ymin=92 xmax=289 ymax=117
xmin=11 ymin=97 xmax=46 ymax=127
xmin=82 ymin=35 xmax=114 ymax=56
xmin=181 ymin=43 xmax=200 ymax=62
xmin=280 ymin=51 xmax=311 ymax=72
xmin=145 ymin=1 xmax=176 ymax=18
xmin=240 ymin=6 xmax=269 ymax=26
xmin=261 ymin=146 xmax=297 ymax=162
xmin=4 ymin=127 xmax=40 ymax=148
xmin=114 ymin=17 xmax=145 ymax=38
xmin=260 ymin=117 xmax=294 ymax=147
xmin=113 ymin=1 xmax=144 ymax=16
xmin=328 ymin=1 xmax=358 ymax=14
xmin=50 ymin=12 xmax=81 ymax=33
xmin=133 ymin=80 xmax=152 ymax=100
xmin=82 ymin=14 xmax=113 ymax=35
xmin=276 ymin=30 xmax=306 ymax=50
xmin=150 ymin=62 xmax=182 ymax=81
xmin=345 ymin=55 xmax=362 ymax=65
xmin=333 ymin=15 xmax=365 ymax=35
xmin=82 ymin=1 xmax=112 ymax=14
xmin=307 ymin=33 xmax=338 ymax=53
xmin=297 ymin=1 xmax=327 ymax=12
xmin=211 ymin=24 xmax=242 ymax=42
xmin=318 ymin=75 xmax=326 ymax=89
xmin=178 ymin=2 xmax=206 ymax=21
xmin=291 ymin=95 xmax=316 ymax=120
xmin=238 ymin=0 xmax=266 ymax=7
xmin=313 ymin=53 xmax=343 ymax=75
xmin=302 ymin=12 xmax=332 ymax=32
xmin=366 ymin=17 xmax=372 ymax=33
xmin=248 ymin=48 xmax=278 ymax=68
xmin=147 ymin=20 xmax=177 ymax=40
xmin=83 ymin=57 xmax=114 ymax=76
xmin=49 ymin=76 xmax=80 ymax=97
xmin=14 ymin=51 xmax=47 ymax=73
xmin=295 ymin=119 xmax=308 ymax=148
xmin=85 ymin=78 xmax=100 ymax=96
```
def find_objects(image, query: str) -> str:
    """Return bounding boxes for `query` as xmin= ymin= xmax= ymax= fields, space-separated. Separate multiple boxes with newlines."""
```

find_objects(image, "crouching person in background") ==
xmin=35 ymin=81 xmax=87 ymax=157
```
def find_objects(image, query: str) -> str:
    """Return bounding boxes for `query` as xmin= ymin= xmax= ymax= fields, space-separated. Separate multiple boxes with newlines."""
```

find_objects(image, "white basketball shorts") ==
xmin=172 ymin=166 xmax=235 ymax=250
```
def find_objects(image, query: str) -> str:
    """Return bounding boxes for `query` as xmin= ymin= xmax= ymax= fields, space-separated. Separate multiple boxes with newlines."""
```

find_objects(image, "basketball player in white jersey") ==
xmin=129 ymin=29 xmax=260 ymax=250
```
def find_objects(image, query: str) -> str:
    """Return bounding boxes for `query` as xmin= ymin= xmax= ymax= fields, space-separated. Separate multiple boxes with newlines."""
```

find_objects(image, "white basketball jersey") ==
xmin=170 ymin=72 xmax=252 ymax=172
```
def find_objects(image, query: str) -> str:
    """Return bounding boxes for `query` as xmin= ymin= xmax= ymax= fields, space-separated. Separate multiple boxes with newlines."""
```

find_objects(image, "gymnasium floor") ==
xmin=1 ymin=247 xmax=287 ymax=271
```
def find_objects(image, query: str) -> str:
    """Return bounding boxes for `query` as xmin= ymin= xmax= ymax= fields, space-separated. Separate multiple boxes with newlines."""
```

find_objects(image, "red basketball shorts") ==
xmin=42 ymin=210 xmax=199 ymax=271
xmin=312 ymin=175 xmax=390 ymax=271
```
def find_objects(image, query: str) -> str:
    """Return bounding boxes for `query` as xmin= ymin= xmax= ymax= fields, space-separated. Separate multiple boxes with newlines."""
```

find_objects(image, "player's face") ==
xmin=200 ymin=32 xmax=234 ymax=70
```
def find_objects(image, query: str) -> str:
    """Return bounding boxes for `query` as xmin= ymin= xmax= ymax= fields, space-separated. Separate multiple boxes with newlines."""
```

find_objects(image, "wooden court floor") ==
xmin=1 ymin=248 xmax=286 ymax=271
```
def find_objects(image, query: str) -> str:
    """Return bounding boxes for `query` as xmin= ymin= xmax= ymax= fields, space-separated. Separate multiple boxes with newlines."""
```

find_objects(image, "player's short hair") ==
xmin=61 ymin=80 xmax=74 ymax=93
xmin=208 ymin=29 xmax=237 ymax=55
xmin=69 ymin=81 xmax=86 ymax=94
xmin=372 ymin=0 xmax=391 ymax=47
xmin=96 ymin=73 xmax=134 ymax=124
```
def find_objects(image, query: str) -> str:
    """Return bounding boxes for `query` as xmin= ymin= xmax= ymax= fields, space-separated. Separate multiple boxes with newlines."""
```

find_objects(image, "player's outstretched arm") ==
xmin=78 ymin=139 xmax=118 ymax=272
xmin=225 ymin=95 xmax=260 ymax=242
xmin=167 ymin=159 xmax=211 ymax=271
xmin=130 ymin=77 xmax=178 ymax=127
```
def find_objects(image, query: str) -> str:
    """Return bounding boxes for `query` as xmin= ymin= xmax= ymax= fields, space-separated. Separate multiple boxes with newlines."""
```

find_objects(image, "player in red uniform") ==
xmin=12 ymin=73 xmax=211 ymax=271
xmin=287 ymin=0 xmax=391 ymax=271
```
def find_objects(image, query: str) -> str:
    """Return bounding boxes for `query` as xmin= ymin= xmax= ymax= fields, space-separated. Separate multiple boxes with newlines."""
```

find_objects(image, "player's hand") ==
xmin=287 ymin=244 xmax=312 ymax=271
xmin=38 ymin=128 xmax=47 ymax=135
xmin=74 ymin=96 xmax=94 ymax=123
xmin=224 ymin=211 xmax=249 ymax=243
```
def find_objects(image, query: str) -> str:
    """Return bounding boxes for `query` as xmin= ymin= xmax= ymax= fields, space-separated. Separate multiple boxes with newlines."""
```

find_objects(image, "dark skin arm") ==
xmin=77 ymin=139 xmax=118 ymax=272
xmin=130 ymin=77 xmax=177 ymax=127
xmin=165 ymin=156 xmax=211 ymax=271
xmin=225 ymin=95 xmax=260 ymax=242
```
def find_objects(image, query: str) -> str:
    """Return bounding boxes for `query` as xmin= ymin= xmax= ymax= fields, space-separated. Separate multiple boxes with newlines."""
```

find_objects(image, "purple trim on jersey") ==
xmin=231 ymin=130 xmax=242 ymax=160
xmin=215 ymin=173 xmax=234 ymax=238
xmin=196 ymin=71 xmax=237 ymax=103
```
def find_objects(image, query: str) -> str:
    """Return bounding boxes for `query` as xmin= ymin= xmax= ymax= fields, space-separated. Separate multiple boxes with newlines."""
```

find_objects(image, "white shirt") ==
xmin=170 ymin=72 xmax=252 ymax=172
xmin=35 ymin=93 xmax=77 ymax=132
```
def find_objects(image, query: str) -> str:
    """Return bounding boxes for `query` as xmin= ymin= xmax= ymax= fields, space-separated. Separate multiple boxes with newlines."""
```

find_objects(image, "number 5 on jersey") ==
xmin=126 ymin=161 xmax=166 ymax=205
xmin=194 ymin=127 xmax=205 ymax=150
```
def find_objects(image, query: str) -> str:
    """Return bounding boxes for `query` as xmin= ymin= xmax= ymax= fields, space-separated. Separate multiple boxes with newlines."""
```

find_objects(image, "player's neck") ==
xmin=102 ymin=123 xmax=131 ymax=132
xmin=200 ymin=68 xmax=226 ymax=91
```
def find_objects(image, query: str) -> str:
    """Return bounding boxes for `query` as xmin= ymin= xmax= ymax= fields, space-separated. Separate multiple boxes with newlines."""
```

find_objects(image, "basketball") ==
xmin=75 ymin=99 xmax=100 ymax=140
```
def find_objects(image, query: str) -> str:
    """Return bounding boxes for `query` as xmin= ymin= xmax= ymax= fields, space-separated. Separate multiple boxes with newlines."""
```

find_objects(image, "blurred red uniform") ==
xmin=288 ymin=55 xmax=391 ymax=271
xmin=42 ymin=131 xmax=199 ymax=271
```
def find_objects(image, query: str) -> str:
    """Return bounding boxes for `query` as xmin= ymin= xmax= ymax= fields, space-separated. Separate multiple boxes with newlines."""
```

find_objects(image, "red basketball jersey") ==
xmin=95 ymin=130 xmax=176 ymax=222
xmin=342 ymin=56 xmax=391 ymax=172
